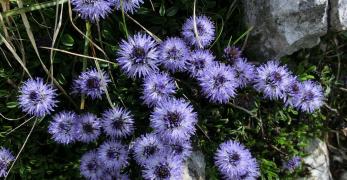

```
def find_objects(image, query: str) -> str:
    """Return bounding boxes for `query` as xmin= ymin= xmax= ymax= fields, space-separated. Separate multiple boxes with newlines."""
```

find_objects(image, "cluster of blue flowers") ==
xmin=10 ymin=8 xmax=324 ymax=178
xmin=71 ymin=0 xmax=144 ymax=22
xmin=0 ymin=147 xmax=14 ymax=177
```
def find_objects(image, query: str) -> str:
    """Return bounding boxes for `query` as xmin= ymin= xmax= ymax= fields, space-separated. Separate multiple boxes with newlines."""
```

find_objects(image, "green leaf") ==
xmin=159 ymin=3 xmax=165 ymax=16
xmin=61 ymin=34 xmax=74 ymax=47
xmin=6 ymin=101 xmax=18 ymax=108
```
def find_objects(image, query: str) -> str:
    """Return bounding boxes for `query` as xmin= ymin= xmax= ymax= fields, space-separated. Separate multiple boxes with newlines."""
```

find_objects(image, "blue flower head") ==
xmin=283 ymin=76 xmax=302 ymax=108
xmin=254 ymin=60 xmax=291 ymax=100
xmin=116 ymin=33 xmax=159 ymax=79
xmin=80 ymin=150 xmax=104 ymax=180
xmin=0 ymin=147 xmax=14 ymax=177
xmin=18 ymin=77 xmax=58 ymax=117
xmin=101 ymin=107 xmax=135 ymax=138
xmin=150 ymin=98 xmax=197 ymax=142
xmin=141 ymin=72 xmax=176 ymax=107
xmin=232 ymin=58 xmax=255 ymax=88
xmin=224 ymin=46 xmax=242 ymax=62
xmin=73 ymin=68 xmax=110 ymax=100
xmin=142 ymin=153 xmax=184 ymax=180
xmin=284 ymin=156 xmax=301 ymax=172
xmin=97 ymin=140 xmax=128 ymax=170
xmin=114 ymin=0 xmax=144 ymax=14
xmin=182 ymin=15 xmax=215 ymax=48
xmin=159 ymin=37 xmax=190 ymax=72
xmin=186 ymin=49 xmax=215 ymax=77
xmin=296 ymin=80 xmax=324 ymax=113
xmin=48 ymin=111 xmax=77 ymax=144
xmin=132 ymin=133 xmax=164 ymax=166
xmin=214 ymin=140 xmax=260 ymax=179
xmin=163 ymin=139 xmax=192 ymax=161
xmin=75 ymin=113 xmax=101 ymax=143
xmin=71 ymin=0 xmax=115 ymax=22
xmin=198 ymin=62 xmax=238 ymax=104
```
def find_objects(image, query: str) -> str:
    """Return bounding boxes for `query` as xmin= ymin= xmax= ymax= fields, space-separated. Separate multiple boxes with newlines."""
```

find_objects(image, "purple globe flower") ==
xmin=296 ymin=80 xmax=324 ymax=113
xmin=231 ymin=58 xmax=255 ymax=88
xmin=254 ymin=60 xmax=291 ymax=100
xmin=150 ymin=98 xmax=197 ymax=142
xmin=283 ymin=76 xmax=302 ymax=108
xmin=158 ymin=37 xmax=190 ymax=72
xmin=18 ymin=77 xmax=58 ymax=117
xmin=182 ymin=15 xmax=215 ymax=48
xmin=163 ymin=139 xmax=192 ymax=160
xmin=102 ymin=169 xmax=130 ymax=180
xmin=48 ymin=111 xmax=77 ymax=144
xmin=97 ymin=140 xmax=128 ymax=170
xmin=142 ymin=154 xmax=183 ymax=180
xmin=224 ymin=46 xmax=242 ymax=62
xmin=80 ymin=150 xmax=104 ymax=180
xmin=71 ymin=0 xmax=115 ymax=22
xmin=186 ymin=49 xmax=215 ymax=77
xmin=75 ymin=113 xmax=101 ymax=143
xmin=284 ymin=156 xmax=301 ymax=172
xmin=114 ymin=0 xmax=144 ymax=14
xmin=198 ymin=62 xmax=238 ymax=104
xmin=101 ymin=107 xmax=135 ymax=138
xmin=0 ymin=147 xmax=14 ymax=177
xmin=132 ymin=133 xmax=164 ymax=166
xmin=116 ymin=33 xmax=159 ymax=78
xmin=214 ymin=140 xmax=260 ymax=179
xmin=141 ymin=72 xmax=176 ymax=107
xmin=72 ymin=68 xmax=110 ymax=100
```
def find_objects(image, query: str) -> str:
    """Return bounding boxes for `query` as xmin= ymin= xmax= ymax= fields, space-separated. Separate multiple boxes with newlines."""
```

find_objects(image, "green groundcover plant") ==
xmin=0 ymin=0 xmax=346 ymax=179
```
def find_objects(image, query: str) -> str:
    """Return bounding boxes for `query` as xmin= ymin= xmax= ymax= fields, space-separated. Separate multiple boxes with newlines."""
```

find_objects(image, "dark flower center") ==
xmin=171 ymin=144 xmax=183 ymax=154
xmin=192 ymin=58 xmax=205 ymax=70
xmin=291 ymin=83 xmax=300 ymax=94
xmin=303 ymin=91 xmax=314 ymax=102
xmin=143 ymin=145 xmax=157 ymax=157
xmin=59 ymin=121 xmax=72 ymax=133
xmin=86 ymin=78 xmax=100 ymax=89
xmin=0 ymin=161 xmax=7 ymax=170
xmin=228 ymin=152 xmax=241 ymax=166
xmin=131 ymin=47 xmax=147 ymax=64
xmin=112 ymin=118 xmax=124 ymax=130
xmin=154 ymin=164 xmax=170 ymax=179
xmin=196 ymin=23 xmax=205 ymax=35
xmin=86 ymin=160 xmax=97 ymax=172
xmin=240 ymin=172 xmax=249 ymax=179
xmin=83 ymin=123 xmax=94 ymax=134
xmin=167 ymin=47 xmax=180 ymax=60
xmin=106 ymin=148 xmax=120 ymax=160
xmin=270 ymin=72 xmax=282 ymax=82
xmin=164 ymin=111 xmax=182 ymax=128
xmin=29 ymin=91 xmax=42 ymax=103
xmin=228 ymin=48 xmax=240 ymax=59
xmin=213 ymin=74 xmax=227 ymax=87
xmin=153 ymin=83 xmax=166 ymax=94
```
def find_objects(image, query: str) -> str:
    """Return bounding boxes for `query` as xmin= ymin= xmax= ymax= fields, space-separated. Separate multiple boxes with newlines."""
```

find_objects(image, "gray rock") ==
xmin=298 ymin=138 xmax=332 ymax=180
xmin=331 ymin=0 xmax=347 ymax=31
xmin=183 ymin=151 xmax=205 ymax=180
xmin=243 ymin=0 xmax=328 ymax=59
xmin=340 ymin=171 xmax=347 ymax=180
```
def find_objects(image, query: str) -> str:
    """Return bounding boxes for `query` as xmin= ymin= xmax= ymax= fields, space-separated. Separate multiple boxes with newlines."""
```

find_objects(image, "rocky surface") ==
xmin=183 ymin=151 xmax=206 ymax=180
xmin=243 ymin=0 xmax=347 ymax=60
xmin=299 ymin=138 xmax=332 ymax=180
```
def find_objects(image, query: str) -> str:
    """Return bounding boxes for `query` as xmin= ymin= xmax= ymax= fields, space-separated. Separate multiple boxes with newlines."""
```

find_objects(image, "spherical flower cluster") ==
xmin=283 ymin=156 xmax=301 ymax=172
xmin=116 ymin=33 xmax=159 ymax=78
xmin=71 ymin=0 xmax=116 ymax=22
xmin=186 ymin=49 xmax=215 ymax=77
xmin=101 ymin=107 xmax=135 ymax=138
xmin=232 ymin=58 xmax=255 ymax=88
xmin=0 ymin=147 xmax=14 ymax=177
xmin=48 ymin=111 xmax=77 ymax=144
xmin=224 ymin=46 xmax=243 ymax=62
xmin=150 ymin=98 xmax=198 ymax=142
xmin=132 ymin=133 xmax=164 ymax=166
xmin=141 ymin=72 xmax=176 ymax=107
xmin=142 ymin=154 xmax=183 ymax=180
xmin=18 ymin=77 xmax=58 ymax=117
xmin=254 ymin=60 xmax=291 ymax=100
xmin=159 ymin=37 xmax=190 ymax=72
xmin=182 ymin=15 xmax=215 ymax=48
xmin=198 ymin=62 xmax=238 ymax=104
xmin=214 ymin=140 xmax=260 ymax=179
xmin=74 ymin=113 xmax=101 ymax=143
xmin=114 ymin=0 xmax=144 ymax=14
xmin=72 ymin=68 xmax=110 ymax=100
xmin=295 ymin=80 xmax=324 ymax=113
xmin=97 ymin=140 xmax=128 ymax=170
